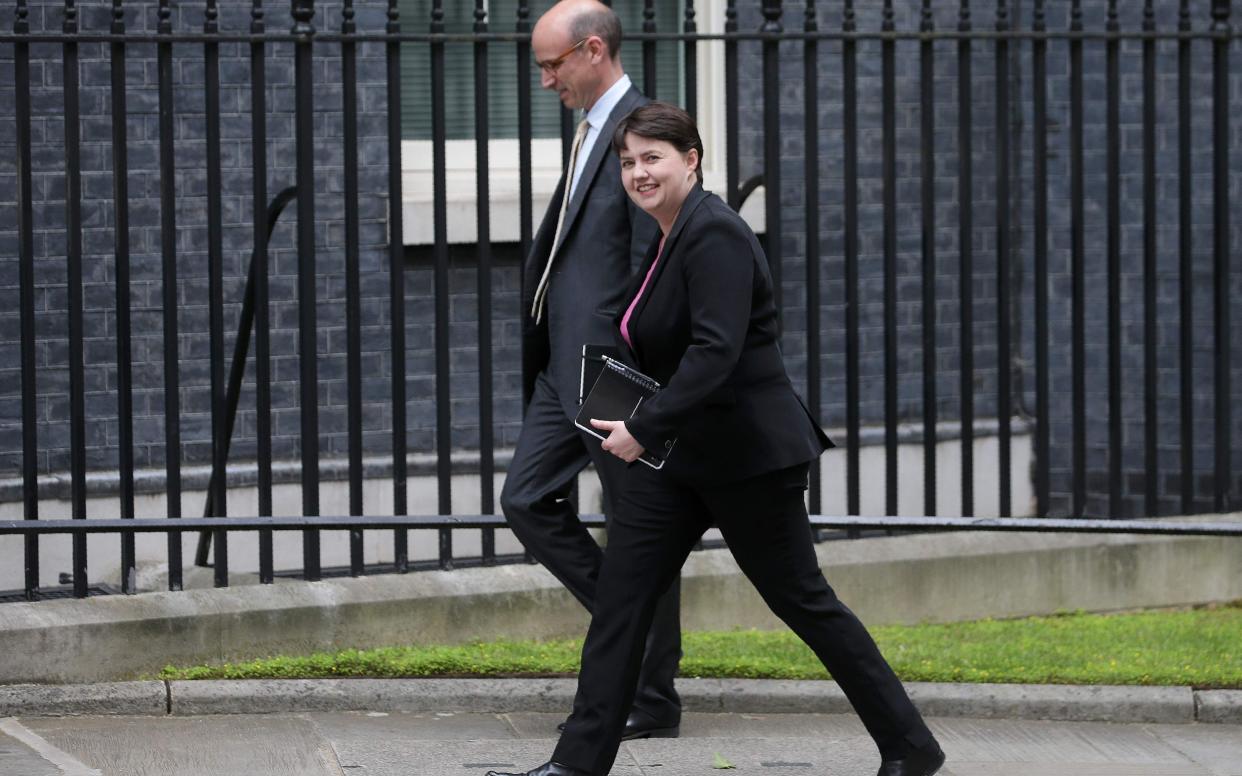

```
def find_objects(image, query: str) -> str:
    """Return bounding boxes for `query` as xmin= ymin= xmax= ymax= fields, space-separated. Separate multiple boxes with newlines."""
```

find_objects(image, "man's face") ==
xmin=532 ymin=27 xmax=597 ymax=110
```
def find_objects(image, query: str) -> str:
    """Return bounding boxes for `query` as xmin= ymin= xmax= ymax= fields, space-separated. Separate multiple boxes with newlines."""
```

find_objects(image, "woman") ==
xmin=488 ymin=102 xmax=945 ymax=776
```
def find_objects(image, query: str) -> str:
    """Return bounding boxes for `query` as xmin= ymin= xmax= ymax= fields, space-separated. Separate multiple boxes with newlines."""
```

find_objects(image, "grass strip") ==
xmin=160 ymin=604 xmax=1242 ymax=688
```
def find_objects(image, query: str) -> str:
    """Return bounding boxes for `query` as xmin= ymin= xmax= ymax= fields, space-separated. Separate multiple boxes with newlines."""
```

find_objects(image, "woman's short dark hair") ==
xmin=612 ymin=101 xmax=704 ymax=183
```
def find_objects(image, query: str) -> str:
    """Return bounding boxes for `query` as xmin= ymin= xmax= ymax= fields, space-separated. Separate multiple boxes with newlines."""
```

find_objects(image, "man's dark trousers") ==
xmin=501 ymin=370 xmax=682 ymax=721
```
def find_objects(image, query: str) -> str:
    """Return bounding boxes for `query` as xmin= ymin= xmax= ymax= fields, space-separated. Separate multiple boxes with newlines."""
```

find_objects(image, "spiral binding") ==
xmin=603 ymin=357 xmax=661 ymax=395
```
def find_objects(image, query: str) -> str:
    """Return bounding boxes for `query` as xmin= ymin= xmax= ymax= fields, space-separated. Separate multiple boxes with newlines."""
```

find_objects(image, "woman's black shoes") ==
xmin=876 ymin=743 xmax=946 ymax=776
xmin=484 ymin=761 xmax=589 ymax=776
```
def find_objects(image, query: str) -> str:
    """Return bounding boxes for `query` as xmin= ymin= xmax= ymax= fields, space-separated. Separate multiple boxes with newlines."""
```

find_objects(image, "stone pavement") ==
xmin=1 ymin=679 xmax=1239 ymax=776
xmin=1 ymin=710 xmax=1240 ymax=776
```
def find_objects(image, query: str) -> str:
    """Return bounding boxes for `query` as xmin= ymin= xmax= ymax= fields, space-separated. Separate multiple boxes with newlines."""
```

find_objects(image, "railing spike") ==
xmin=761 ymin=0 xmax=782 ymax=32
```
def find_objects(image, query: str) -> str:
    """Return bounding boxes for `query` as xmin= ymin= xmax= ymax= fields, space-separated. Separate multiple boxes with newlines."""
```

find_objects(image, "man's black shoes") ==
xmin=484 ymin=761 xmax=589 ymax=776
xmin=555 ymin=708 xmax=681 ymax=741
xmin=876 ymin=743 xmax=946 ymax=776
xmin=619 ymin=708 xmax=680 ymax=740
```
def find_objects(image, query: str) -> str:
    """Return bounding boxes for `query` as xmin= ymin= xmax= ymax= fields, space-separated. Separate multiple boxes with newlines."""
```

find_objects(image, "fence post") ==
xmin=1069 ymin=0 xmax=1086 ymax=518
xmin=882 ymin=0 xmax=898 ymax=517
xmin=158 ymin=0 xmax=183 ymax=590
xmin=683 ymin=0 xmax=697 ymax=119
xmin=204 ymin=0 xmax=229 ymax=586
xmin=724 ymin=0 xmax=739 ymax=210
xmin=342 ymin=0 xmax=365 ymax=577
xmin=1210 ymin=0 xmax=1232 ymax=512
xmin=920 ymin=0 xmax=938 ymax=518
xmin=474 ymin=0 xmax=496 ymax=565
xmin=387 ymin=0 xmax=410 ymax=572
xmin=292 ymin=0 xmax=322 ymax=580
xmin=1177 ymin=0 xmax=1193 ymax=516
xmin=1032 ymin=0 xmax=1049 ymax=517
xmin=643 ymin=0 xmax=657 ymax=98
xmin=842 ymin=0 xmax=860 ymax=525
xmin=957 ymin=0 xmax=975 ymax=518
xmin=1105 ymin=0 xmax=1122 ymax=518
xmin=429 ymin=0 xmax=454 ymax=569
xmin=1142 ymin=0 xmax=1159 ymax=518
xmin=995 ymin=0 xmax=1012 ymax=518
xmin=252 ymin=0 xmax=274 ymax=584
xmin=15 ymin=0 xmax=40 ymax=599
xmin=111 ymin=0 xmax=137 ymax=593
xmin=62 ymin=0 xmax=89 ymax=598
xmin=803 ymin=0 xmax=820 ymax=517
xmin=761 ymin=0 xmax=782 ymax=327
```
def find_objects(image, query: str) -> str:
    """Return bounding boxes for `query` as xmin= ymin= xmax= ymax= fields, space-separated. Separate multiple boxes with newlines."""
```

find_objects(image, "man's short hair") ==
xmin=570 ymin=5 xmax=623 ymax=60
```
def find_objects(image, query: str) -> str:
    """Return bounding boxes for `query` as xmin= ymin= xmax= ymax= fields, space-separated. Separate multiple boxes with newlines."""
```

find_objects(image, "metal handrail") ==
xmin=5 ymin=515 xmax=1240 ymax=538
xmin=194 ymin=186 xmax=298 ymax=566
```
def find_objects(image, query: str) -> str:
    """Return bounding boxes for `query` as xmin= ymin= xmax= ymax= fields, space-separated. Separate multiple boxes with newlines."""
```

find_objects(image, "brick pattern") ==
xmin=1 ymin=1 xmax=1239 ymax=520
xmin=0 ymin=1 xmax=409 ymax=486
xmin=733 ymin=0 xmax=1242 ymax=518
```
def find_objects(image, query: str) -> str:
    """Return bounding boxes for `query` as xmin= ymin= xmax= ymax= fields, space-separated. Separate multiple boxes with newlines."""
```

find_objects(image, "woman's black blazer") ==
xmin=612 ymin=184 xmax=833 ymax=485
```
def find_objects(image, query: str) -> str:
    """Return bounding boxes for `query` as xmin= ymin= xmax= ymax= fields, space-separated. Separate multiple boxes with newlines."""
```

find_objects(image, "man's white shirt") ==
xmin=569 ymin=73 xmax=633 ymax=199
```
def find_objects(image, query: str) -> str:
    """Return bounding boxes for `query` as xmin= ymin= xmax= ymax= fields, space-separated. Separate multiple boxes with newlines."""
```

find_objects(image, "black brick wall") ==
xmin=1 ymin=1 xmax=1239 ymax=519
xmin=733 ymin=0 xmax=1242 ymax=517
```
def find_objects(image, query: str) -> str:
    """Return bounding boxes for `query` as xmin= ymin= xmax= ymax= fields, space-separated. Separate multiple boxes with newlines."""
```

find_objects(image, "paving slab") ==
xmin=503 ymin=711 xmax=873 ymax=740
xmin=931 ymin=717 xmax=1199 ymax=764
xmin=306 ymin=710 xmax=518 ymax=741
xmin=1146 ymin=723 xmax=1242 ymax=776
xmin=17 ymin=714 xmax=344 ymax=776
xmin=620 ymin=736 xmax=877 ymax=776
xmin=942 ymin=765 xmax=1210 ymax=775
xmin=0 ymin=724 xmax=59 ymax=776
xmin=1 ymin=711 xmax=1239 ymax=776
xmin=318 ymin=736 xmax=642 ymax=776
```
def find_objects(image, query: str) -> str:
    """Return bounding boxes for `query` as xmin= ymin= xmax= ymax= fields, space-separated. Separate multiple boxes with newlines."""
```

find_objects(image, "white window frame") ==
xmin=398 ymin=0 xmax=764 ymax=246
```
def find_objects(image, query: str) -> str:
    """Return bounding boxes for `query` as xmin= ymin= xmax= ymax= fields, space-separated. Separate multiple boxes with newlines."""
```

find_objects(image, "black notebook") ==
xmin=574 ymin=356 xmax=674 ymax=470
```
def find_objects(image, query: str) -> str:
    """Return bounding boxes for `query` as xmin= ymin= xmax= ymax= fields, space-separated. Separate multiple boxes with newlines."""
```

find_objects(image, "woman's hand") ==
xmin=590 ymin=419 xmax=646 ymax=463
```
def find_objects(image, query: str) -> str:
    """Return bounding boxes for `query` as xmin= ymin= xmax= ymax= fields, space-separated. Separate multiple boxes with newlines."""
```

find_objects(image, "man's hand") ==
xmin=590 ymin=419 xmax=646 ymax=463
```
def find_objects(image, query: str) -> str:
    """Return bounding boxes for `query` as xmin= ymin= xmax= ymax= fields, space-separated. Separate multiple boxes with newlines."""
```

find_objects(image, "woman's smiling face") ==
xmin=618 ymin=133 xmax=699 ymax=227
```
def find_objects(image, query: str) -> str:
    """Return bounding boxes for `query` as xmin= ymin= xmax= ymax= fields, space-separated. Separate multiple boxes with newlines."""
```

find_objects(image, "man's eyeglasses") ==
xmin=536 ymin=38 xmax=588 ymax=73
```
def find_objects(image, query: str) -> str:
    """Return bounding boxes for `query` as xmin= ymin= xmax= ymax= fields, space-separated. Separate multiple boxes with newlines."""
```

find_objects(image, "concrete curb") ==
xmin=1195 ymin=689 xmax=1242 ymax=724
xmin=0 ymin=681 xmax=166 ymax=717
xmin=168 ymin=678 xmax=577 ymax=716
xmin=1 ymin=679 xmax=1237 ymax=725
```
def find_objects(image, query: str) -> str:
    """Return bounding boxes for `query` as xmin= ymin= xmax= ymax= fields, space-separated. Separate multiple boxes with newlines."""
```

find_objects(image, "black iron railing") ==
xmin=1 ymin=0 xmax=1239 ymax=602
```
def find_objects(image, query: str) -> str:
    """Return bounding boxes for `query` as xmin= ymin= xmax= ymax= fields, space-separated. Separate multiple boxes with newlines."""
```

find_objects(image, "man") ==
xmin=498 ymin=0 xmax=682 ymax=742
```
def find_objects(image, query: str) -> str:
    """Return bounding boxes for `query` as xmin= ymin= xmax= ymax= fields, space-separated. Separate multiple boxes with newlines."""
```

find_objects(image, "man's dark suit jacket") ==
xmin=613 ymin=184 xmax=834 ymax=486
xmin=521 ymin=86 xmax=657 ymax=416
